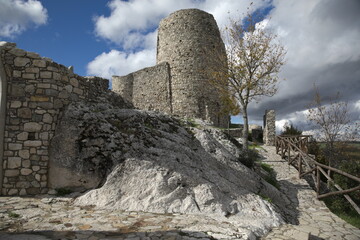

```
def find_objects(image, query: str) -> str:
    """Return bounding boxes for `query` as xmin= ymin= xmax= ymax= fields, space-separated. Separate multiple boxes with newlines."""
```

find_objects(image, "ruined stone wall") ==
xmin=113 ymin=62 xmax=172 ymax=114
xmin=263 ymin=110 xmax=276 ymax=146
xmin=156 ymin=9 xmax=228 ymax=127
xmin=0 ymin=42 xmax=108 ymax=195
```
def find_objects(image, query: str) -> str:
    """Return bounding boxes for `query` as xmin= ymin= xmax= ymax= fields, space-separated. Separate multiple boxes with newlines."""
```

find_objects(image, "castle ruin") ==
xmin=113 ymin=9 xmax=229 ymax=128
xmin=0 ymin=9 xmax=276 ymax=196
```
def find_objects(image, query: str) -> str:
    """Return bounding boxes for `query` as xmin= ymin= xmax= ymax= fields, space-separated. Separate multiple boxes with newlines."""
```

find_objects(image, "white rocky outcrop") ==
xmin=49 ymin=97 xmax=287 ymax=238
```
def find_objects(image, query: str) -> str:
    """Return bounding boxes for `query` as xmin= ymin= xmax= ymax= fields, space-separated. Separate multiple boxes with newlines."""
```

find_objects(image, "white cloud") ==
xmin=89 ymin=0 xmax=270 ymax=80
xmin=87 ymin=48 xmax=156 ymax=81
xmin=93 ymin=0 xmax=270 ymax=49
xmin=0 ymin=0 xmax=48 ymax=38
xmin=268 ymin=0 xmax=360 ymax=69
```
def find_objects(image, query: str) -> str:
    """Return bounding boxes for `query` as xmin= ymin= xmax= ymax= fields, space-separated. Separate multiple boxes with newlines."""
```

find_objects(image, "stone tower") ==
xmin=156 ymin=9 xmax=228 ymax=127
xmin=263 ymin=110 xmax=276 ymax=146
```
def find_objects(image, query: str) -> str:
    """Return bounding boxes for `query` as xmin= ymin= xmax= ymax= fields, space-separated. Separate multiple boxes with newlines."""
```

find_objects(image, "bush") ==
xmin=280 ymin=123 xmax=302 ymax=135
xmin=238 ymin=149 xmax=259 ymax=168
xmin=55 ymin=188 xmax=73 ymax=196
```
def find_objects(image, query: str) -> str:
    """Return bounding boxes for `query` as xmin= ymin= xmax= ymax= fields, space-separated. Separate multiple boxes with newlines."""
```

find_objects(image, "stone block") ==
xmin=30 ymin=96 xmax=49 ymax=102
xmin=32 ymin=166 xmax=41 ymax=172
xmin=21 ymin=168 xmax=33 ymax=175
xmin=64 ymin=85 xmax=73 ymax=93
xmin=25 ymin=85 xmax=35 ymax=94
xmin=11 ymin=85 xmax=25 ymax=96
xmin=45 ymin=89 xmax=58 ymax=96
xmin=38 ymin=83 xmax=51 ymax=88
xmin=73 ymin=87 xmax=83 ymax=95
xmin=37 ymin=102 xmax=53 ymax=109
xmin=58 ymin=90 xmax=69 ymax=99
xmin=24 ymin=140 xmax=42 ymax=147
xmin=53 ymin=72 xmax=61 ymax=80
xmin=31 ymin=180 xmax=40 ymax=187
xmin=16 ymin=181 xmax=31 ymax=188
xmin=70 ymin=78 xmax=79 ymax=87
xmin=17 ymin=132 xmax=29 ymax=140
xmin=8 ymin=189 xmax=19 ymax=195
xmin=24 ymin=122 xmax=42 ymax=132
xmin=8 ymin=157 xmax=21 ymax=169
xmin=26 ymin=51 xmax=40 ymax=58
xmin=19 ymin=149 xmax=30 ymax=159
xmin=25 ymin=67 xmax=40 ymax=73
xmin=19 ymin=189 xmax=27 ymax=195
xmin=9 ymin=48 xmax=26 ymax=56
xmin=4 ymin=151 xmax=14 ymax=156
xmin=32 ymin=59 xmax=46 ymax=68
xmin=54 ymin=99 xmax=64 ymax=109
xmin=27 ymin=187 xmax=40 ymax=195
xmin=22 ymin=73 xmax=35 ymax=79
xmin=5 ymin=169 xmax=20 ymax=177
xmin=35 ymin=174 xmax=41 ymax=181
xmin=10 ymin=101 xmax=22 ymax=108
xmin=14 ymin=57 xmax=30 ymax=67
xmin=13 ymin=70 xmax=22 ymax=77
xmin=22 ymin=160 xmax=31 ymax=168
xmin=8 ymin=143 xmax=22 ymax=150
xmin=40 ymin=71 xmax=52 ymax=78
xmin=18 ymin=108 xmax=32 ymax=118
xmin=39 ymin=132 xmax=49 ymax=140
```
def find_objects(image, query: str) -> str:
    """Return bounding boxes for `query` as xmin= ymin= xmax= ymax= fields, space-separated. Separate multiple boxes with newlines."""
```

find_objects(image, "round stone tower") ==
xmin=157 ymin=9 xmax=228 ymax=127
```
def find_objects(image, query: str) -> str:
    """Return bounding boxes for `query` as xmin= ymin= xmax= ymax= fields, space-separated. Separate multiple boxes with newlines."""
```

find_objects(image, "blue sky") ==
xmin=1 ymin=0 xmax=360 ymax=131
xmin=1 ymin=0 xmax=112 ymax=76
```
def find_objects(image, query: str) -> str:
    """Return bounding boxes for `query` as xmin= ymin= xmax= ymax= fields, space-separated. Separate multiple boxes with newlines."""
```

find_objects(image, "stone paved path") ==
xmin=0 ymin=146 xmax=359 ymax=240
xmin=0 ymin=197 xmax=250 ymax=240
xmin=260 ymin=146 xmax=360 ymax=240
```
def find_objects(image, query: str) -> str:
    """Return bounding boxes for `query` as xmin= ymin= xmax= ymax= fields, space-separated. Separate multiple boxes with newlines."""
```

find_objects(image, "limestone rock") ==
xmin=48 ymin=99 xmax=289 ymax=237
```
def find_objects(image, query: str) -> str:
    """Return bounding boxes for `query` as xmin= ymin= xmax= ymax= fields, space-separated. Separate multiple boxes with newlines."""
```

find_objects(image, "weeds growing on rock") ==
xmin=8 ymin=212 xmax=20 ymax=218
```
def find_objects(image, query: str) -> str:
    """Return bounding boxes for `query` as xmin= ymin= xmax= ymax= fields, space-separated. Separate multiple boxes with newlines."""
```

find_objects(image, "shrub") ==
xmin=55 ymin=188 xmax=73 ymax=196
xmin=238 ymin=149 xmax=259 ymax=168
xmin=280 ymin=123 xmax=302 ymax=135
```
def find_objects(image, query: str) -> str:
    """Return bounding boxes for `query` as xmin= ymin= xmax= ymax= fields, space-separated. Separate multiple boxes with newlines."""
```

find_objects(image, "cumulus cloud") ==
xmin=88 ymin=0 xmax=360 ymax=132
xmin=88 ymin=0 xmax=270 ymax=83
xmin=0 ymin=0 xmax=48 ymax=38
xmin=87 ymin=48 xmax=156 ymax=81
xmin=249 ymin=0 xmax=360 ymax=129
xmin=93 ymin=0 xmax=266 ymax=49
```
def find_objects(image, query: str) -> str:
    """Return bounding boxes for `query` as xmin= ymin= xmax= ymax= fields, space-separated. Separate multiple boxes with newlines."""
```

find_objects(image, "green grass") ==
xmin=260 ymin=163 xmax=273 ymax=173
xmin=335 ymin=212 xmax=360 ymax=228
xmin=259 ymin=163 xmax=280 ymax=189
xmin=8 ymin=211 xmax=20 ymax=218
xmin=258 ymin=193 xmax=273 ymax=203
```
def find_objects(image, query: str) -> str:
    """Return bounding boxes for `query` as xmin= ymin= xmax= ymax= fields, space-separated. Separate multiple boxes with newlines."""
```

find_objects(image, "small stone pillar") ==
xmin=263 ymin=110 xmax=276 ymax=146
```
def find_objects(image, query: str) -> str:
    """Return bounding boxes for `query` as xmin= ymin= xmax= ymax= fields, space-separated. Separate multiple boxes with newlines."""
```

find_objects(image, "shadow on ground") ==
xmin=1 ymin=230 xmax=219 ymax=240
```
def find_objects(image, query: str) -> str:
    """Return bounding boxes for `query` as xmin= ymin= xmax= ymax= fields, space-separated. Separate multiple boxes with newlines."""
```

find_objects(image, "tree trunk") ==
xmin=242 ymin=107 xmax=249 ymax=150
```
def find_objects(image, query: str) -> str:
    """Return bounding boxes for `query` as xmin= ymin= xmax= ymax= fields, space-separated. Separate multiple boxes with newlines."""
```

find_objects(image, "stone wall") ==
xmin=0 ymin=42 xmax=108 ymax=195
xmin=113 ymin=62 xmax=172 ymax=114
xmin=157 ymin=9 xmax=228 ymax=127
xmin=263 ymin=110 xmax=276 ymax=146
xmin=113 ymin=9 xmax=229 ymax=128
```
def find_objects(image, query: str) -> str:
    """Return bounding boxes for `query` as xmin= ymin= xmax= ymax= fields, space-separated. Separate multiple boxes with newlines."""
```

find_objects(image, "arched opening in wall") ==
xmin=0 ymin=56 xmax=7 ymax=194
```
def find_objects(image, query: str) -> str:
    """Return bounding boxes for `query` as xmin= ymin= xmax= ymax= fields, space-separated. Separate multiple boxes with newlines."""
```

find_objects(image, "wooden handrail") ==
xmin=275 ymin=135 xmax=360 ymax=215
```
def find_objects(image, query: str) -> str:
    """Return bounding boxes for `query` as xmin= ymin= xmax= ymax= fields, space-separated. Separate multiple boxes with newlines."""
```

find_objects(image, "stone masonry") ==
xmin=263 ymin=109 xmax=276 ymax=146
xmin=0 ymin=42 xmax=108 ymax=196
xmin=112 ymin=62 xmax=172 ymax=114
xmin=113 ymin=9 xmax=229 ymax=128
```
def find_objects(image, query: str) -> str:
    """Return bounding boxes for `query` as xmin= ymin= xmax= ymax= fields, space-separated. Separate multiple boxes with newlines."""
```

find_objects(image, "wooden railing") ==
xmin=275 ymin=135 xmax=360 ymax=215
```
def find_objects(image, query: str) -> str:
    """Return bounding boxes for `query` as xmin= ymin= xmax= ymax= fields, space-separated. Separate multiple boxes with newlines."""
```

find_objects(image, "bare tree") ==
xmin=306 ymin=85 xmax=359 ymax=171
xmin=210 ymin=12 xmax=286 ymax=150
